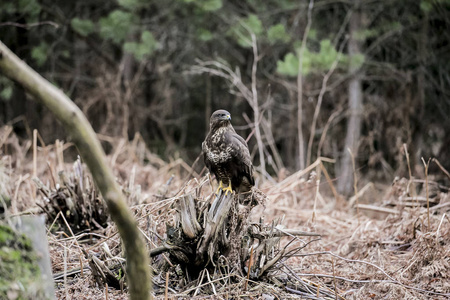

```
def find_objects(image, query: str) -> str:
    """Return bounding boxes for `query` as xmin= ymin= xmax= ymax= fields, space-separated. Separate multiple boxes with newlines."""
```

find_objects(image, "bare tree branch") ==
xmin=306 ymin=39 xmax=346 ymax=166
xmin=0 ymin=21 xmax=59 ymax=29
xmin=0 ymin=40 xmax=152 ymax=300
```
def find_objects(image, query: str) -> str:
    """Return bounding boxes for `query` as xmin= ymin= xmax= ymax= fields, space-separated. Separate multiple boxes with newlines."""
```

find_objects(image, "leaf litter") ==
xmin=0 ymin=126 xmax=449 ymax=299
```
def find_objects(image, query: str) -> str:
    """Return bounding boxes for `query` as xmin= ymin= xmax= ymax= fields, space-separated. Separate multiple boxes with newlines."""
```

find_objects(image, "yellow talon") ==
xmin=215 ymin=179 xmax=234 ymax=196
xmin=223 ymin=180 xmax=233 ymax=196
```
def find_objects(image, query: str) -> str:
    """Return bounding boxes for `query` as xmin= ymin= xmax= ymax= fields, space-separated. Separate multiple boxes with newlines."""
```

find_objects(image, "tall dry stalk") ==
xmin=404 ymin=144 xmax=417 ymax=207
xmin=306 ymin=49 xmax=342 ymax=167
xmin=297 ymin=0 xmax=314 ymax=170
xmin=421 ymin=157 xmax=431 ymax=229
xmin=33 ymin=129 xmax=37 ymax=200
xmin=348 ymin=148 xmax=359 ymax=221
xmin=312 ymin=163 xmax=322 ymax=223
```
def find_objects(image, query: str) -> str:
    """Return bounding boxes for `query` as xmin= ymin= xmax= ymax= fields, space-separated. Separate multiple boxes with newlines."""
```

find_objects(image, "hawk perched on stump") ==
xmin=202 ymin=109 xmax=255 ymax=195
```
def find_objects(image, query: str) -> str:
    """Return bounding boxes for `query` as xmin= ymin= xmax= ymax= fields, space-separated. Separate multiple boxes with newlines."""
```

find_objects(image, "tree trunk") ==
xmin=337 ymin=4 xmax=363 ymax=195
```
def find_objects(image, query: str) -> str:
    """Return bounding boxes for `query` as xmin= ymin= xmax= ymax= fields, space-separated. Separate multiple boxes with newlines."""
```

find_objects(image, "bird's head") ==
xmin=209 ymin=109 xmax=232 ymax=129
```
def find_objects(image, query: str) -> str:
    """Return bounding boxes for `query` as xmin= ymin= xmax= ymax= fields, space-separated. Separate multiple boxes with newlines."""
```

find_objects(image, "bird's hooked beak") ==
xmin=218 ymin=114 xmax=231 ymax=121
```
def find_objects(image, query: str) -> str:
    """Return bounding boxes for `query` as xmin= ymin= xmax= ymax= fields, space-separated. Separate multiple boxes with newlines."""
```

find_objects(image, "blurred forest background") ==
xmin=1 ymin=0 xmax=449 ymax=195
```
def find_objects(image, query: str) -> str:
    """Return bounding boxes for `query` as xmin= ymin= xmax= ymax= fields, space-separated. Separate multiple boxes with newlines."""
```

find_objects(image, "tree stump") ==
xmin=157 ymin=187 xmax=267 ymax=280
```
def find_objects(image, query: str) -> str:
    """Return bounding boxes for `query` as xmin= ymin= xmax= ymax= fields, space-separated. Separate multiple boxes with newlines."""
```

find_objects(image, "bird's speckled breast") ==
xmin=204 ymin=127 xmax=233 ymax=164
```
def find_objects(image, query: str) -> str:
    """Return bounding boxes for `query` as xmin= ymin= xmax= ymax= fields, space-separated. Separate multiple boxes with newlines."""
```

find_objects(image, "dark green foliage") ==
xmin=277 ymin=39 xmax=349 ymax=76
xmin=70 ymin=18 xmax=95 ymax=37
xmin=99 ymin=10 xmax=135 ymax=44
xmin=267 ymin=24 xmax=290 ymax=44
xmin=124 ymin=31 xmax=159 ymax=61
xmin=227 ymin=14 xmax=264 ymax=47
xmin=30 ymin=42 xmax=49 ymax=66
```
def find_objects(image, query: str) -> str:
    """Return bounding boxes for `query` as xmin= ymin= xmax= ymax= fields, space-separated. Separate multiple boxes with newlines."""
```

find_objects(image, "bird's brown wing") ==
xmin=202 ymin=140 xmax=213 ymax=174
xmin=228 ymin=132 xmax=255 ymax=187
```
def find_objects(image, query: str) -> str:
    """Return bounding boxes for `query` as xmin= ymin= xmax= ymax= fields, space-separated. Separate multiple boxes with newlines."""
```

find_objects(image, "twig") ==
xmin=182 ymin=153 xmax=202 ymax=184
xmin=274 ymin=157 xmax=335 ymax=192
xmin=282 ymin=263 xmax=340 ymax=299
xmin=348 ymin=148 xmax=359 ymax=221
xmin=430 ymin=202 xmax=450 ymax=211
xmin=319 ymin=162 xmax=339 ymax=201
xmin=205 ymin=269 xmax=217 ymax=295
xmin=348 ymin=182 xmax=373 ymax=207
xmin=183 ymin=274 xmax=235 ymax=294
xmin=355 ymin=204 xmax=399 ymax=215
xmin=317 ymin=109 xmax=343 ymax=158
xmin=421 ymin=157 xmax=431 ymax=229
xmin=59 ymin=210 xmax=84 ymax=256
xmin=432 ymin=158 xmax=450 ymax=181
xmin=435 ymin=213 xmax=447 ymax=243
xmin=244 ymin=247 xmax=253 ymax=291
xmin=332 ymin=258 xmax=338 ymax=300
xmin=165 ymin=271 xmax=169 ymax=300
xmin=33 ymin=129 xmax=37 ymax=201
xmin=53 ymin=267 xmax=90 ymax=280
xmin=193 ymin=269 xmax=206 ymax=297
xmin=80 ymin=254 xmax=84 ymax=277
xmin=260 ymin=116 xmax=285 ymax=172
xmin=12 ymin=174 xmax=28 ymax=214
xmin=306 ymin=44 xmax=343 ymax=167
xmin=56 ymin=139 xmax=65 ymax=172
xmin=403 ymin=144 xmax=417 ymax=206
xmin=312 ymin=164 xmax=322 ymax=222
xmin=271 ymin=227 xmax=321 ymax=238
xmin=64 ymin=246 xmax=68 ymax=300
xmin=284 ymin=238 xmax=322 ymax=258
xmin=297 ymin=0 xmax=314 ymax=170
xmin=0 ymin=21 xmax=59 ymax=29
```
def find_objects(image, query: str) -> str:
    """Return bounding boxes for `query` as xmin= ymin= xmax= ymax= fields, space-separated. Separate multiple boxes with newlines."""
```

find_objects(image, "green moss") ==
xmin=0 ymin=224 xmax=47 ymax=299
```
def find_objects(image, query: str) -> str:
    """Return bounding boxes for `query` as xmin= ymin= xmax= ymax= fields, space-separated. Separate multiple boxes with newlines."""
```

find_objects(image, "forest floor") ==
xmin=1 ymin=127 xmax=449 ymax=299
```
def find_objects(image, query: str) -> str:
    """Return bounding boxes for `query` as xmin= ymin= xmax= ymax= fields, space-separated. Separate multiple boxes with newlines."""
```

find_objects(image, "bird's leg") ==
xmin=215 ymin=180 xmax=224 ymax=195
xmin=223 ymin=179 xmax=233 ymax=196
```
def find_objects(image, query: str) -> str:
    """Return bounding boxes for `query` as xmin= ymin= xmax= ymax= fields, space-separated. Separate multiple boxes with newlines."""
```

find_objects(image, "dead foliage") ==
xmin=1 ymin=126 xmax=449 ymax=299
xmin=34 ymin=157 xmax=109 ymax=233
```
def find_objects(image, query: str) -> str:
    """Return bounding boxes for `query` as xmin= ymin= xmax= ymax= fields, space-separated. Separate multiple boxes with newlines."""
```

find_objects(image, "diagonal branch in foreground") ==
xmin=0 ymin=41 xmax=152 ymax=300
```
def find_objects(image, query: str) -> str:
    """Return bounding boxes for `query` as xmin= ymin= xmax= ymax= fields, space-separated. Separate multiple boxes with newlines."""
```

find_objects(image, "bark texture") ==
xmin=338 ymin=4 xmax=364 ymax=195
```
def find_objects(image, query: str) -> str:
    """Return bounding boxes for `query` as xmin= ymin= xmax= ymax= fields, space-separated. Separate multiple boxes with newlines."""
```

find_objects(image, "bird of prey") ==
xmin=202 ymin=109 xmax=254 ymax=196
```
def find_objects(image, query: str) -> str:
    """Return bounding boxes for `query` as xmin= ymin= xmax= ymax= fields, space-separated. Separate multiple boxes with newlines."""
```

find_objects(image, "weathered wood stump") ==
xmin=157 ymin=186 xmax=267 ymax=280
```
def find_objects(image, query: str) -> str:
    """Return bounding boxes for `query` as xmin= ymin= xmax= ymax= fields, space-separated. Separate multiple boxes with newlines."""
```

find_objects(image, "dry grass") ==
xmin=1 ymin=126 xmax=449 ymax=299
